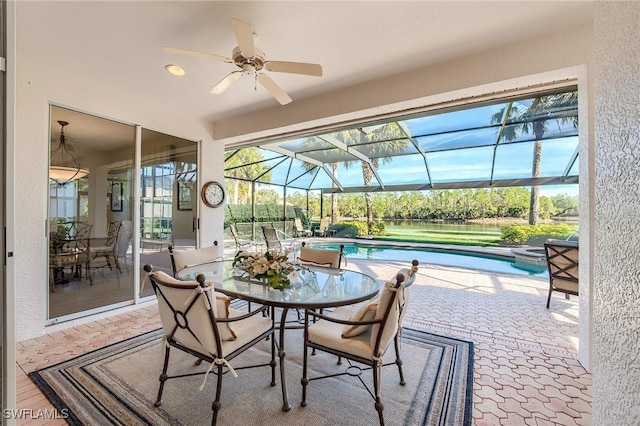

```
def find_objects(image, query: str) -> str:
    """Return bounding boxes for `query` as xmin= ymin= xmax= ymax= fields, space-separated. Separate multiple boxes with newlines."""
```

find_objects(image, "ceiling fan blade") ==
xmin=210 ymin=71 xmax=243 ymax=94
xmin=231 ymin=18 xmax=255 ymax=58
xmin=265 ymin=61 xmax=323 ymax=77
xmin=257 ymin=73 xmax=292 ymax=105
xmin=163 ymin=46 xmax=232 ymax=63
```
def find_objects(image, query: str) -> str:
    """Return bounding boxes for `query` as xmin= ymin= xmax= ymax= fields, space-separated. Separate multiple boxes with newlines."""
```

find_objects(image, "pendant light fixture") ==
xmin=50 ymin=120 xmax=89 ymax=185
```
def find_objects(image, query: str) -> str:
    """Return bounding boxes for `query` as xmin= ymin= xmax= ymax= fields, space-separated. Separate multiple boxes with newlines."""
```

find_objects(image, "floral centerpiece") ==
xmin=232 ymin=249 xmax=296 ymax=290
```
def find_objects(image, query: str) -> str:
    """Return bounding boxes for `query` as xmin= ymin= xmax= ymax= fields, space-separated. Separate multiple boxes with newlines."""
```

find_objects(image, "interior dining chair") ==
xmin=143 ymin=264 xmax=276 ymax=426
xmin=168 ymin=240 xmax=221 ymax=277
xmin=50 ymin=221 xmax=94 ymax=289
xmin=544 ymin=240 xmax=579 ymax=308
xmin=116 ymin=220 xmax=133 ymax=273
xmin=297 ymin=241 xmax=345 ymax=268
xmin=87 ymin=220 xmax=123 ymax=280
xmin=301 ymin=271 xmax=410 ymax=425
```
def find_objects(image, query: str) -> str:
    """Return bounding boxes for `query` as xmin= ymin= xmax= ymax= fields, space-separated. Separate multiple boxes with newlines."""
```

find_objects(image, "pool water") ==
xmin=308 ymin=242 xmax=548 ymax=277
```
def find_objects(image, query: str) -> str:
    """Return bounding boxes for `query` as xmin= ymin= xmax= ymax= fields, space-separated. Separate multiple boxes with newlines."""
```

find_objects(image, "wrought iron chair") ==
xmin=301 ymin=269 xmax=413 ymax=425
xmin=143 ymin=264 xmax=276 ymax=426
xmin=544 ymin=240 xmax=579 ymax=308
xmin=168 ymin=241 xmax=222 ymax=277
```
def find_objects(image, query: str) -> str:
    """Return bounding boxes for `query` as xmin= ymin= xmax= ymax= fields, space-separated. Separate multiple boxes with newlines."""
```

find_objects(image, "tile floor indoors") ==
xmin=15 ymin=258 xmax=591 ymax=425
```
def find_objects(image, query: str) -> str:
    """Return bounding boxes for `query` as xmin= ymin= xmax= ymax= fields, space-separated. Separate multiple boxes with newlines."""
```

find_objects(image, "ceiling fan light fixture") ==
xmin=242 ymin=64 xmax=256 ymax=76
xmin=164 ymin=18 xmax=323 ymax=105
xmin=165 ymin=64 xmax=186 ymax=76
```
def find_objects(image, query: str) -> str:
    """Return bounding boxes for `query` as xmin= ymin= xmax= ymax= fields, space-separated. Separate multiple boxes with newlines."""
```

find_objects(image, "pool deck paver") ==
xmin=15 ymin=255 xmax=590 ymax=425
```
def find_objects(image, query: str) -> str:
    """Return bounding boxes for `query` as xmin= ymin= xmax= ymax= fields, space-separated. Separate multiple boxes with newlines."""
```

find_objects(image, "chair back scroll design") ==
xmin=143 ymin=264 xmax=276 ymax=425
xmin=544 ymin=240 xmax=579 ymax=308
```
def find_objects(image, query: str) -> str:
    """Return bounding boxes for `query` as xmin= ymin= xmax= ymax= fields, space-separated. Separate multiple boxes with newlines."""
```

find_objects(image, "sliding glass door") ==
xmin=139 ymin=129 xmax=198 ymax=297
xmin=48 ymin=106 xmax=136 ymax=319
xmin=47 ymin=106 xmax=199 ymax=319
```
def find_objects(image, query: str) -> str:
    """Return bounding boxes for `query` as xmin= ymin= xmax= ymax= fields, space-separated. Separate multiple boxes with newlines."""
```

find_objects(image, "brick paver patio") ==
xmin=16 ymin=258 xmax=591 ymax=425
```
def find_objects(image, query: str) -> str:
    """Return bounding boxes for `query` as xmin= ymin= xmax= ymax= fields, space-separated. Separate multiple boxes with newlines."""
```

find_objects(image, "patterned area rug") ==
xmin=29 ymin=328 xmax=473 ymax=426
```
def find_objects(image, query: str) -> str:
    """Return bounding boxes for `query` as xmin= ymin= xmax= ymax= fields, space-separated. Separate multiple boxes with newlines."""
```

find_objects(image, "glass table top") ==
xmin=177 ymin=260 xmax=380 ymax=309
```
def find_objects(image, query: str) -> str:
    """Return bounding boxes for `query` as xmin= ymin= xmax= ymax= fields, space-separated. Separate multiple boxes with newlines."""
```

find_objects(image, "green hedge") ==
xmin=500 ymin=223 xmax=577 ymax=245
xmin=224 ymin=204 xmax=306 ymax=227
xmin=332 ymin=221 xmax=387 ymax=237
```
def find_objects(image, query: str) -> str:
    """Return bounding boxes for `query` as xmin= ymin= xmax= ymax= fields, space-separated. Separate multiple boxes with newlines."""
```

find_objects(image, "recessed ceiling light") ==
xmin=165 ymin=64 xmax=186 ymax=76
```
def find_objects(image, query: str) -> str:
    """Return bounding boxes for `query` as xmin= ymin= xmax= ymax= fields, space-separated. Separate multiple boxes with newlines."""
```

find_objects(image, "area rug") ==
xmin=29 ymin=328 xmax=473 ymax=426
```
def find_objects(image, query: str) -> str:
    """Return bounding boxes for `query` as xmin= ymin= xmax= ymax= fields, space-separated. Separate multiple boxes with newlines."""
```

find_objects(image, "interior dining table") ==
xmin=177 ymin=259 xmax=380 ymax=412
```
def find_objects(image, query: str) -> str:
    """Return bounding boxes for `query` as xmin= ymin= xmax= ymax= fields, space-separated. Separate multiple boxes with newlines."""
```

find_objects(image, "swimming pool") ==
xmin=308 ymin=242 xmax=548 ymax=277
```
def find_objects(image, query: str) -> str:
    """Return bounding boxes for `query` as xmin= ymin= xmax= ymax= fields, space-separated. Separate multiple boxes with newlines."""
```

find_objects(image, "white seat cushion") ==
xmin=308 ymin=312 xmax=374 ymax=360
xmin=172 ymin=245 xmax=221 ymax=273
xmin=219 ymin=313 xmax=272 ymax=357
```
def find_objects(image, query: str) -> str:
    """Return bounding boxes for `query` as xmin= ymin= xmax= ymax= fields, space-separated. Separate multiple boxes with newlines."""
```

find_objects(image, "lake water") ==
xmin=383 ymin=219 xmax=502 ymax=234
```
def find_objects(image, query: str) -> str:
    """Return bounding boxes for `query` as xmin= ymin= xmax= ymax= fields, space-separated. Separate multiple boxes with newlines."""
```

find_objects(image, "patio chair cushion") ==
xmin=171 ymin=245 xmax=221 ymax=273
xmin=154 ymin=271 xmax=236 ymax=341
xmin=298 ymin=247 xmax=341 ymax=268
xmin=307 ymin=316 xmax=374 ymax=360
xmin=341 ymin=302 xmax=377 ymax=338
xmin=370 ymin=280 xmax=401 ymax=353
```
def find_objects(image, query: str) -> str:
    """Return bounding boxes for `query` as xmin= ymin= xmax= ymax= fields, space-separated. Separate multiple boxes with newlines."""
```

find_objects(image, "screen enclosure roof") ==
xmin=225 ymin=87 xmax=579 ymax=194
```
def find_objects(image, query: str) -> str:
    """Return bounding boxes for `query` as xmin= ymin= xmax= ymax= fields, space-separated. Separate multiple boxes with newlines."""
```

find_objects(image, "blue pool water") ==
xmin=308 ymin=242 xmax=548 ymax=277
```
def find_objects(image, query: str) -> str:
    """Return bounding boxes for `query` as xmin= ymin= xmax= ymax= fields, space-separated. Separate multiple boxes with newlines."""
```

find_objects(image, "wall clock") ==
xmin=201 ymin=181 xmax=225 ymax=208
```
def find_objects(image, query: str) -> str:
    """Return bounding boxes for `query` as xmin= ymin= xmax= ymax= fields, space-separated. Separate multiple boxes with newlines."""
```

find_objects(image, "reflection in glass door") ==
xmin=139 ymin=129 xmax=197 ymax=297
xmin=48 ymin=106 xmax=136 ymax=320
xmin=46 ymin=107 xmax=199 ymax=318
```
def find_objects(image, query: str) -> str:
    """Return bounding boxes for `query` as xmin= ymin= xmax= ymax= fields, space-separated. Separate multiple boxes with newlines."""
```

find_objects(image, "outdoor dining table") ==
xmin=177 ymin=260 xmax=380 ymax=411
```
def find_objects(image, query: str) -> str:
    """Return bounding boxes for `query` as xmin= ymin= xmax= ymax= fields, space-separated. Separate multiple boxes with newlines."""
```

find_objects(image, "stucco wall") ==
xmin=592 ymin=2 xmax=640 ymax=425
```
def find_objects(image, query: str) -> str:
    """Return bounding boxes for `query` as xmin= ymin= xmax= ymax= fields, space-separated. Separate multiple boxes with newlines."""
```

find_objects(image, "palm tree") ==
xmin=491 ymin=91 xmax=578 ymax=225
xmin=297 ymin=124 xmax=409 ymax=232
xmin=224 ymin=147 xmax=270 ymax=204
xmin=337 ymin=123 xmax=409 ymax=232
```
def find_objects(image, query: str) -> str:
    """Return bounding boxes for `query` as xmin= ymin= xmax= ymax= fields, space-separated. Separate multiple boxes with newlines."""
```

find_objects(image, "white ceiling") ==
xmin=28 ymin=1 xmax=594 ymax=146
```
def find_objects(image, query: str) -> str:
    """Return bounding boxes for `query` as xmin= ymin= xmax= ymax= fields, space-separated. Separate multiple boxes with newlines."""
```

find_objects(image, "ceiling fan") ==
xmin=164 ymin=18 xmax=323 ymax=105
